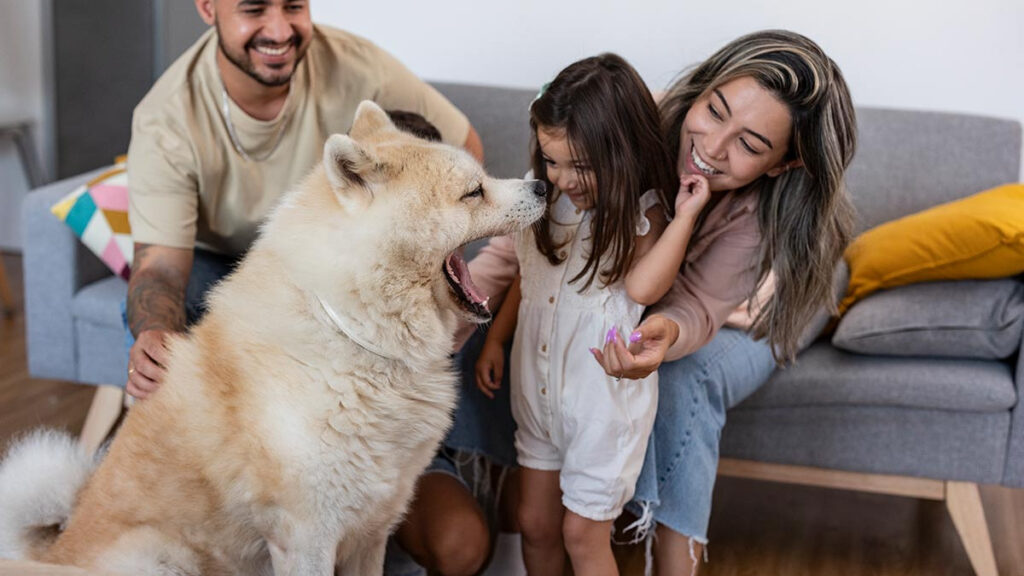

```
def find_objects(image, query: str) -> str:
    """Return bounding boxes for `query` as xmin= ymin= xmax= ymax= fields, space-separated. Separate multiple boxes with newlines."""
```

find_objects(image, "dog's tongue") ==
xmin=448 ymin=249 xmax=488 ymax=307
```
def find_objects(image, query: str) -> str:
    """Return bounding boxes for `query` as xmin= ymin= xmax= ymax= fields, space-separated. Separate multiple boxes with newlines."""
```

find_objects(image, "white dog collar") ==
xmin=315 ymin=295 xmax=397 ymax=361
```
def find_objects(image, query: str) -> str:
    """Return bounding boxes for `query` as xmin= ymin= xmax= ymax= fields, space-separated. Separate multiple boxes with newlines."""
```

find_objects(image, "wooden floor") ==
xmin=0 ymin=252 xmax=93 ymax=448
xmin=1 ymin=251 xmax=1022 ymax=576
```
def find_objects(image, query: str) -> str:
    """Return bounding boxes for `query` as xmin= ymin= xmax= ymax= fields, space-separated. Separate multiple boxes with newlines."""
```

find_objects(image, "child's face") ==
xmin=537 ymin=126 xmax=596 ymax=211
xmin=678 ymin=76 xmax=795 ymax=192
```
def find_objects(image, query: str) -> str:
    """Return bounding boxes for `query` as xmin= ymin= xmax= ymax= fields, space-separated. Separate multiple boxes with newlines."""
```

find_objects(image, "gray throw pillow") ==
xmin=832 ymin=278 xmax=1024 ymax=359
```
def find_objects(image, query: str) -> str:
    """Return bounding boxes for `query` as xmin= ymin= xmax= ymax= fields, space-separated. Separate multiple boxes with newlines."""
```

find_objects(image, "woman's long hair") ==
xmin=660 ymin=30 xmax=858 ymax=362
xmin=529 ymin=53 xmax=678 ymax=291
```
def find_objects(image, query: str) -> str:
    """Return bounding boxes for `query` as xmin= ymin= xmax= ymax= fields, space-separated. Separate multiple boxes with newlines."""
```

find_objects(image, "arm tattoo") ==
xmin=127 ymin=244 xmax=188 ymax=337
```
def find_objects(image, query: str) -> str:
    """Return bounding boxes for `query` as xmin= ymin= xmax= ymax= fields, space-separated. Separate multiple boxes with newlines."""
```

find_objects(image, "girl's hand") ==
xmin=675 ymin=174 xmax=711 ymax=220
xmin=590 ymin=315 xmax=680 ymax=380
xmin=475 ymin=338 xmax=506 ymax=399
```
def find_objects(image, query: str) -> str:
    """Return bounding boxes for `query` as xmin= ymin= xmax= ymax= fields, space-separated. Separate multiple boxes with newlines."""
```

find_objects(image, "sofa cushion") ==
xmin=721 ymin=405 xmax=1009 ymax=485
xmin=72 ymin=276 xmax=128 ymax=328
xmin=741 ymin=343 xmax=1017 ymax=413
xmin=50 ymin=162 xmax=133 ymax=280
xmin=840 ymin=183 xmax=1024 ymax=313
xmin=832 ymin=279 xmax=1024 ymax=359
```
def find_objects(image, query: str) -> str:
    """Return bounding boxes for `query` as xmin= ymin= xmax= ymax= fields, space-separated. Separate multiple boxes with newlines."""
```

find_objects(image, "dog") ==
xmin=0 ymin=100 xmax=546 ymax=575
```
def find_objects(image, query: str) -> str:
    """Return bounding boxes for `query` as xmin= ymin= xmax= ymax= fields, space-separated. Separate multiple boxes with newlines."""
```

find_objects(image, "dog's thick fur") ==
xmin=0 ymin=101 xmax=546 ymax=575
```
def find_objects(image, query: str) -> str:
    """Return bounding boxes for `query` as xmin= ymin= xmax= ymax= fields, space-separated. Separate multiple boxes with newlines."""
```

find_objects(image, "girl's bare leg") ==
xmin=562 ymin=510 xmax=617 ymax=576
xmin=518 ymin=467 xmax=565 ymax=576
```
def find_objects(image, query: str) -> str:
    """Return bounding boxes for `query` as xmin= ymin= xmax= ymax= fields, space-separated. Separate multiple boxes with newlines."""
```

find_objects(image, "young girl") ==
xmin=474 ymin=53 xmax=710 ymax=576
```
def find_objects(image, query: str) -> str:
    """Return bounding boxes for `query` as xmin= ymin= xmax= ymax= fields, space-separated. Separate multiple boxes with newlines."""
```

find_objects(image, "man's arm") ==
xmin=125 ymin=243 xmax=193 ymax=399
xmin=463 ymin=125 xmax=484 ymax=164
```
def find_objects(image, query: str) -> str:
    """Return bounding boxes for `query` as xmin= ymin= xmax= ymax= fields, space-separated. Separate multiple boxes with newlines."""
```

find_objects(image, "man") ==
xmin=124 ymin=1 xmax=489 ymax=574
xmin=127 ymin=0 xmax=482 ymax=398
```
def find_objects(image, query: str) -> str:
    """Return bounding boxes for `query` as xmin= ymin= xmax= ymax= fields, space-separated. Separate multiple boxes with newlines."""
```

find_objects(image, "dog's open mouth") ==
xmin=444 ymin=248 xmax=491 ymax=321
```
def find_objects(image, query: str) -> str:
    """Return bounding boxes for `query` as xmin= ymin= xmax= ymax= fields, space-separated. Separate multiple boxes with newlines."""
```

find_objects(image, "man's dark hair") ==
xmin=387 ymin=110 xmax=442 ymax=142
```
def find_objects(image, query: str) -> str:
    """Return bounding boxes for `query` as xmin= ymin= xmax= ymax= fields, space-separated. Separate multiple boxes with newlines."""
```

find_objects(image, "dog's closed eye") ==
xmin=461 ymin=185 xmax=484 ymax=201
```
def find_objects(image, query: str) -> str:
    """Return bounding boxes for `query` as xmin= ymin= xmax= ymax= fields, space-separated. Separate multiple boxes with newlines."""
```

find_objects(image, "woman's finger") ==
xmin=603 ymin=337 xmax=626 ymax=377
xmin=612 ymin=336 xmax=638 ymax=371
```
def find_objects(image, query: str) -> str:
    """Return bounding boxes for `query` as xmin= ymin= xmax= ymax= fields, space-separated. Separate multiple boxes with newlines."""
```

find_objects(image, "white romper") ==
xmin=511 ymin=189 xmax=662 ymax=521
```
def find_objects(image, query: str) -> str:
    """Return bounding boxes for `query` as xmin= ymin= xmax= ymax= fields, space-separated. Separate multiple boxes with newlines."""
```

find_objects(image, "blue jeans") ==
xmin=629 ymin=328 xmax=775 ymax=542
xmin=445 ymin=327 xmax=776 ymax=543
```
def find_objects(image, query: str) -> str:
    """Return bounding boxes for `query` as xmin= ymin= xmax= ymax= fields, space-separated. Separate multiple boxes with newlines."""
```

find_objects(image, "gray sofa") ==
xmin=20 ymin=82 xmax=1022 ymax=575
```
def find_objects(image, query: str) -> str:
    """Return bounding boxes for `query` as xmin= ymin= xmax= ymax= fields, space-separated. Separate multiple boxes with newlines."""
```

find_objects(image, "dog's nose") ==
xmin=530 ymin=180 xmax=547 ymax=198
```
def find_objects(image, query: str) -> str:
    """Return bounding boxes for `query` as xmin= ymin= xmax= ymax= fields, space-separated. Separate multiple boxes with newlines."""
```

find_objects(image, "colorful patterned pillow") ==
xmin=50 ymin=162 xmax=133 ymax=280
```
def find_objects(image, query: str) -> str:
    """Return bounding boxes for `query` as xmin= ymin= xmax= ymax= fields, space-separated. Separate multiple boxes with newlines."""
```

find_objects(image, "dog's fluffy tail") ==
xmin=0 ymin=429 xmax=98 ymax=560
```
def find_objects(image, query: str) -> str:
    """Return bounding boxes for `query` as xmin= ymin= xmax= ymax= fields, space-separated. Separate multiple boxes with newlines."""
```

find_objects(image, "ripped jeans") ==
xmin=627 ymin=327 xmax=775 ymax=543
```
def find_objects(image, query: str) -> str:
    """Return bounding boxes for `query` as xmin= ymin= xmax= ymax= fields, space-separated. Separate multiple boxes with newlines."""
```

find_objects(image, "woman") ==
xmin=402 ymin=29 xmax=857 ymax=575
xmin=592 ymin=29 xmax=857 ymax=573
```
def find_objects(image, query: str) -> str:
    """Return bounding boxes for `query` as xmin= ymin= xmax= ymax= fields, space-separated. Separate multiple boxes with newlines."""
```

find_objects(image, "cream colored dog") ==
xmin=0 ymin=101 xmax=546 ymax=575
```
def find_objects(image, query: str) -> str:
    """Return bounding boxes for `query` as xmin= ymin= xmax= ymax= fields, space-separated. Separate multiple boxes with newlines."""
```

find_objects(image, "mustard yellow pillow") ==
xmin=840 ymin=183 xmax=1024 ymax=314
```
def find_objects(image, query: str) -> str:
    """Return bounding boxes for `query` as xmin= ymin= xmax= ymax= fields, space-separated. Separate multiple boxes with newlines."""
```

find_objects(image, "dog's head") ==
xmin=303 ymin=101 xmax=545 ymax=324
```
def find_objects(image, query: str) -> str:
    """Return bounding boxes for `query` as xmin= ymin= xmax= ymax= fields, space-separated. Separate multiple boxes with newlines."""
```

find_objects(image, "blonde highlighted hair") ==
xmin=661 ymin=30 xmax=858 ymax=362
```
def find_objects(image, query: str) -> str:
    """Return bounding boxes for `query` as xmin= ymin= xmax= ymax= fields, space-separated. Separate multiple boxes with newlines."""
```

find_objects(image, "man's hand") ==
xmin=127 ymin=329 xmax=172 ymax=399
xmin=463 ymin=125 xmax=484 ymax=164
xmin=125 ymin=243 xmax=192 ymax=399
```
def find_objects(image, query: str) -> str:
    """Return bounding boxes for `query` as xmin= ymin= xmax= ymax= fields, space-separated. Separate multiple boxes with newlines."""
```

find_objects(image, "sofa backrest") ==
xmin=434 ymin=81 xmax=1023 ymax=235
xmin=432 ymin=82 xmax=535 ymax=180
xmin=848 ymin=108 xmax=1022 ymax=233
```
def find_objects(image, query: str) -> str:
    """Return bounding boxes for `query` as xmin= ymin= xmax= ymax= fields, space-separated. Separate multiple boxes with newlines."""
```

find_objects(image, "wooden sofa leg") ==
xmin=78 ymin=385 xmax=125 ymax=455
xmin=945 ymin=481 xmax=999 ymax=576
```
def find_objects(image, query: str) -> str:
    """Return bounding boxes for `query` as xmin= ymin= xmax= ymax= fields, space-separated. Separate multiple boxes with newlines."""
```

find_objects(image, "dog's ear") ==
xmin=323 ymin=134 xmax=378 ymax=209
xmin=349 ymin=100 xmax=398 ymax=140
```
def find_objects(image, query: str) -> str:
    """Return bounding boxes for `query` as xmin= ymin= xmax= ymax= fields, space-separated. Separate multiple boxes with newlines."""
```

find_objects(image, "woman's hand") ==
xmin=675 ymin=174 xmax=711 ymax=220
xmin=474 ymin=338 xmax=506 ymax=399
xmin=590 ymin=315 xmax=680 ymax=380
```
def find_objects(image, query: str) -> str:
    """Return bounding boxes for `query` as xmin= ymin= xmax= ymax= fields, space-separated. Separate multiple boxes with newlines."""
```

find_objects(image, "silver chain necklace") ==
xmin=220 ymin=88 xmax=288 ymax=162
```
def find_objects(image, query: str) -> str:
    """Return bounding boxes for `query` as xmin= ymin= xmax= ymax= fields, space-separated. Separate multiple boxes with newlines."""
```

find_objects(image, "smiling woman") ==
xmin=678 ymin=78 xmax=796 ymax=188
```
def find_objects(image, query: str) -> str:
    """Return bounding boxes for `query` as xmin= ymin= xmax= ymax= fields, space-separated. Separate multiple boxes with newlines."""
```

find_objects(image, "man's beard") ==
xmin=216 ymin=21 xmax=307 ymax=87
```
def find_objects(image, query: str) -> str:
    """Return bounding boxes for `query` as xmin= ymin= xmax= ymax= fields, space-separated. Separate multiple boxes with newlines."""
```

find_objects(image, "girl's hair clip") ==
xmin=529 ymin=82 xmax=551 ymax=111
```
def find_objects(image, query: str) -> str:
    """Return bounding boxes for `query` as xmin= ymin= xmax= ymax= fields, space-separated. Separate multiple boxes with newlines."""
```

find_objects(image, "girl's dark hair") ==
xmin=529 ymin=53 xmax=678 ymax=290
xmin=660 ymin=30 xmax=858 ymax=362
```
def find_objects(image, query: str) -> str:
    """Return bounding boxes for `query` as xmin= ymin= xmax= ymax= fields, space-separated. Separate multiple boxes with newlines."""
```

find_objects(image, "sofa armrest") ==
xmin=20 ymin=168 xmax=112 ymax=382
xmin=1004 ymin=279 xmax=1024 ymax=487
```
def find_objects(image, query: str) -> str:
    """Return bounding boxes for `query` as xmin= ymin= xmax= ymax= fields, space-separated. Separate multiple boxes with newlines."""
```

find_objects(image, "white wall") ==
xmin=314 ymin=0 xmax=1023 ymax=170
xmin=0 ymin=0 xmax=49 ymax=251
xmin=1 ymin=1 xmax=1020 ymax=253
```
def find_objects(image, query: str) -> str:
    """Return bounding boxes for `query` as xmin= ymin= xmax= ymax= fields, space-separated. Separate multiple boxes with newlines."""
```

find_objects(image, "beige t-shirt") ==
xmin=128 ymin=25 xmax=470 ymax=255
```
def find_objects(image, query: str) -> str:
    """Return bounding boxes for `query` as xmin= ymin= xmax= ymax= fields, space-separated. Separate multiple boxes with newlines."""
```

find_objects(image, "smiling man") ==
xmin=127 ymin=0 xmax=482 ymax=398
xmin=123 ymin=2 xmax=488 ymax=574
